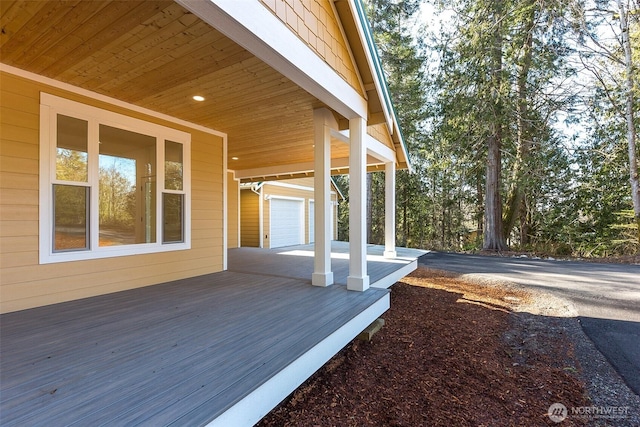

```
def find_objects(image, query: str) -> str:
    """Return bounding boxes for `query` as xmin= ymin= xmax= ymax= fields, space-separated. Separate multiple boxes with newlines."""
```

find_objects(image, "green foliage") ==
xmin=98 ymin=158 xmax=136 ymax=229
xmin=354 ymin=0 xmax=639 ymax=257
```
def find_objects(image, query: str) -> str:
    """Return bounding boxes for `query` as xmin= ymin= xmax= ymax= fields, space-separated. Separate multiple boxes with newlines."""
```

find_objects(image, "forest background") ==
xmin=335 ymin=0 xmax=640 ymax=258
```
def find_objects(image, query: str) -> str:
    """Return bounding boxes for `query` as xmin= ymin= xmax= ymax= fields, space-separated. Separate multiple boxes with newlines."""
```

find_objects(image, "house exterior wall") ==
xmin=250 ymin=177 xmax=338 ymax=248
xmin=261 ymin=0 xmax=363 ymax=97
xmin=227 ymin=171 xmax=240 ymax=249
xmin=240 ymin=189 xmax=261 ymax=247
xmin=0 ymin=71 xmax=225 ymax=313
xmin=368 ymin=123 xmax=395 ymax=151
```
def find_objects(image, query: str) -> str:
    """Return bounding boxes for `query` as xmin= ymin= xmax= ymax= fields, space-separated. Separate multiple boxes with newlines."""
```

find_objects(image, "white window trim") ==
xmin=39 ymin=93 xmax=192 ymax=264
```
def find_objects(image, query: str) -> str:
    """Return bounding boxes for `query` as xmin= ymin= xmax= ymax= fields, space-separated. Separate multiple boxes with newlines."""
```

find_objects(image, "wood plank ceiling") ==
xmin=0 ymin=0 xmax=367 ymax=179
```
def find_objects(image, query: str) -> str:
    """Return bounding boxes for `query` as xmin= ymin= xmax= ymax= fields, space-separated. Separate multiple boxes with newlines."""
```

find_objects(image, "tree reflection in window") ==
xmin=163 ymin=140 xmax=184 ymax=243
xmin=99 ymin=124 xmax=156 ymax=246
xmin=54 ymin=115 xmax=89 ymax=251
xmin=53 ymin=185 xmax=88 ymax=251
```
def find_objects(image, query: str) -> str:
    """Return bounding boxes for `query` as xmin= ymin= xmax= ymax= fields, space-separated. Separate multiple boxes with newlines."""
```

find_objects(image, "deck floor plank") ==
xmin=1 ymin=243 xmax=422 ymax=426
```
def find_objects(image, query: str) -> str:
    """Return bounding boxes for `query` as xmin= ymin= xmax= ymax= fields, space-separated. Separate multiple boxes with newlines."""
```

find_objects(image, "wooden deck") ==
xmin=0 ymin=243 xmax=422 ymax=426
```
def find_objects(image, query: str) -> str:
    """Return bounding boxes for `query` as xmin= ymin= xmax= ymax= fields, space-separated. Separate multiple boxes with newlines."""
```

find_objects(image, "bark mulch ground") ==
xmin=257 ymin=267 xmax=591 ymax=427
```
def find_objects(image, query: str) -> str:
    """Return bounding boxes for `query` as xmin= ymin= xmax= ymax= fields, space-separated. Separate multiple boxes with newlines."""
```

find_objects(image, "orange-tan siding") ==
xmin=261 ymin=0 xmax=363 ymax=97
xmin=227 ymin=171 xmax=240 ymax=249
xmin=240 ymin=189 xmax=261 ymax=247
xmin=368 ymin=123 xmax=395 ymax=151
xmin=0 ymin=71 xmax=225 ymax=313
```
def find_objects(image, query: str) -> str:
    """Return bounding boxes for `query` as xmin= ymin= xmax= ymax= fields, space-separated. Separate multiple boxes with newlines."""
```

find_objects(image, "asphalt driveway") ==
xmin=419 ymin=252 xmax=640 ymax=396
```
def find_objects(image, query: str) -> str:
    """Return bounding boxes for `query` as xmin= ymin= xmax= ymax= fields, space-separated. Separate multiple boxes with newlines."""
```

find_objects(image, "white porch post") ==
xmin=312 ymin=109 xmax=334 ymax=287
xmin=384 ymin=161 xmax=397 ymax=258
xmin=347 ymin=116 xmax=370 ymax=291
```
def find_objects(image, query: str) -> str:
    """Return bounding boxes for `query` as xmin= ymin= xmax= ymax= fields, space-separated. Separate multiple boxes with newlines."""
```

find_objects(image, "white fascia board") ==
xmin=177 ymin=0 xmax=367 ymax=120
xmin=366 ymin=136 xmax=396 ymax=164
xmin=234 ymin=157 xmax=351 ymax=180
xmin=335 ymin=129 xmax=396 ymax=164
xmin=329 ymin=128 xmax=350 ymax=144
xmin=345 ymin=0 xmax=412 ymax=172
xmin=330 ymin=177 xmax=346 ymax=200
xmin=265 ymin=181 xmax=314 ymax=192
xmin=346 ymin=0 xmax=393 ymax=130
xmin=394 ymin=121 xmax=412 ymax=173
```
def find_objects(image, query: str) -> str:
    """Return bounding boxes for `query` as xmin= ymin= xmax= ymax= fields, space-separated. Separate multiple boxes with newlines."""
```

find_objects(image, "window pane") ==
xmin=99 ymin=124 xmax=156 ymax=246
xmin=53 ymin=185 xmax=88 ymax=251
xmin=165 ymin=140 xmax=183 ymax=190
xmin=163 ymin=193 xmax=183 ymax=243
xmin=56 ymin=115 xmax=88 ymax=182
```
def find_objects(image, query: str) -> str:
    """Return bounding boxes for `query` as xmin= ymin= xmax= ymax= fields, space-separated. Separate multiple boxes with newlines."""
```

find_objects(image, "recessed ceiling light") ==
xmin=231 ymin=157 xmax=239 ymax=160
xmin=193 ymin=95 xmax=205 ymax=102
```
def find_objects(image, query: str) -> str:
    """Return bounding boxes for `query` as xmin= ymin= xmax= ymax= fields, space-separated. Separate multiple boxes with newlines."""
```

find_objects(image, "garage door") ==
xmin=270 ymin=198 xmax=304 ymax=248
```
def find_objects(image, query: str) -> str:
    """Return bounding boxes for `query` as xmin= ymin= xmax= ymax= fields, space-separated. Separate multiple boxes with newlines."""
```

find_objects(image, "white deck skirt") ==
xmin=371 ymin=260 xmax=418 ymax=289
xmin=206 ymin=293 xmax=390 ymax=427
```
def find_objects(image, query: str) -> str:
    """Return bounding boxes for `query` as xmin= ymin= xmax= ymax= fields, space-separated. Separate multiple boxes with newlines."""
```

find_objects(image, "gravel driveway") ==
xmin=419 ymin=252 xmax=640 ymax=426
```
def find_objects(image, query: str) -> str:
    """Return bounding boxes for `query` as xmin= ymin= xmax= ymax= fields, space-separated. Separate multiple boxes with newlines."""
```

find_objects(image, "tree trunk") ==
xmin=483 ymin=1 xmax=507 ymax=251
xmin=484 ymin=134 xmax=507 ymax=250
xmin=618 ymin=0 xmax=640 ymax=243
xmin=504 ymin=1 xmax=536 ymax=242
xmin=477 ymin=176 xmax=484 ymax=235
xmin=519 ymin=194 xmax=530 ymax=246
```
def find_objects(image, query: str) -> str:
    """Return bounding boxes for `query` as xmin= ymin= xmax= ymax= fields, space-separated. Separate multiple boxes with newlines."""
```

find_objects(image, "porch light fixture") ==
xmin=192 ymin=95 xmax=205 ymax=102
xmin=231 ymin=157 xmax=239 ymax=160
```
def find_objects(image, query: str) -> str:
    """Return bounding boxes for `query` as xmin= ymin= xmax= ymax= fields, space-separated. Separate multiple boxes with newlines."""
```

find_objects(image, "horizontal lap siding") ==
xmin=0 ymin=71 xmax=225 ymax=313
xmin=227 ymin=172 xmax=240 ymax=249
xmin=240 ymin=190 xmax=260 ymax=247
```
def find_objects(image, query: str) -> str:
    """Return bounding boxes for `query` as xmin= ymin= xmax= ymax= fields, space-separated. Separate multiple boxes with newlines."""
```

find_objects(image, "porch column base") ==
xmin=312 ymin=272 xmax=334 ymax=287
xmin=347 ymin=275 xmax=370 ymax=292
xmin=383 ymin=250 xmax=397 ymax=259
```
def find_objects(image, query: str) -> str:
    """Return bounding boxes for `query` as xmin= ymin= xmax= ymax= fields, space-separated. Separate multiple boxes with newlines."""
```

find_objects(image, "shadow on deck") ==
xmin=0 ymin=243 xmax=423 ymax=426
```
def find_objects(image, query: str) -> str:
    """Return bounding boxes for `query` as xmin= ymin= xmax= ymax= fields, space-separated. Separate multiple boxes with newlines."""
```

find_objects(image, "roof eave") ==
xmin=339 ymin=0 xmax=412 ymax=172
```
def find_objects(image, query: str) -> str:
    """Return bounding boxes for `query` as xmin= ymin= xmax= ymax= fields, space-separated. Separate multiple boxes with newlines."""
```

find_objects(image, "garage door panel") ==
xmin=270 ymin=198 xmax=303 ymax=248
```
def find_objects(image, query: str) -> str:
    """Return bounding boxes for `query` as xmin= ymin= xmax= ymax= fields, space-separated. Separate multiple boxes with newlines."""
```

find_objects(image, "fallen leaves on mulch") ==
xmin=257 ymin=268 xmax=590 ymax=427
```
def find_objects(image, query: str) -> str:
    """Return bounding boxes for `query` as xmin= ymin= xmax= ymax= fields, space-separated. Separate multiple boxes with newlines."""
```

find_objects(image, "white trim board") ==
xmin=265 ymin=181 xmax=338 ymax=195
xmin=371 ymin=260 xmax=418 ymax=290
xmin=334 ymin=129 xmax=397 ymax=164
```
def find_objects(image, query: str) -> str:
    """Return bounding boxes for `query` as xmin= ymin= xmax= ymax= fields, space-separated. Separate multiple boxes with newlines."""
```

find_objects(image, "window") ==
xmin=40 ymin=93 xmax=191 ymax=263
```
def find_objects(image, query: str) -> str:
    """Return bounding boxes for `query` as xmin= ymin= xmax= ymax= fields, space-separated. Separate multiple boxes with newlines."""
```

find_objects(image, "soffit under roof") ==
xmin=0 ymin=0 xmax=407 ymax=179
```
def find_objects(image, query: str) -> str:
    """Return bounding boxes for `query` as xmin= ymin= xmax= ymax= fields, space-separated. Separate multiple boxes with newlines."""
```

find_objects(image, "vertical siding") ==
xmin=227 ymin=172 xmax=240 ymax=249
xmin=0 ymin=71 xmax=225 ymax=313
xmin=261 ymin=0 xmax=362 ymax=96
xmin=240 ymin=189 xmax=260 ymax=247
